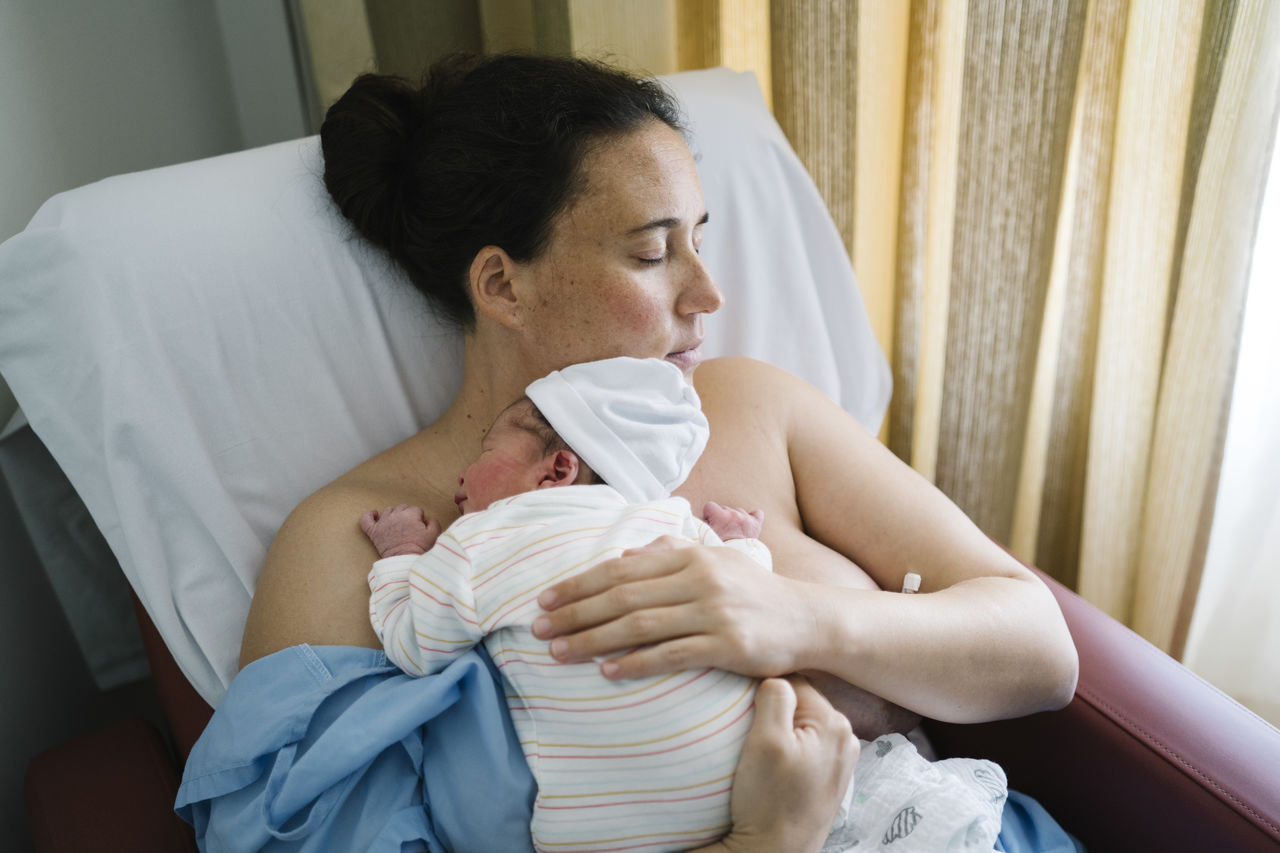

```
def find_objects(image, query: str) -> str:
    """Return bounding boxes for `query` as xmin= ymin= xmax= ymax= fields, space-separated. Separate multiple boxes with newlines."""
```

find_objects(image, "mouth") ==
xmin=664 ymin=342 xmax=704 ymax=372
xmin=454 ymin=491 xmax=467 ymax=512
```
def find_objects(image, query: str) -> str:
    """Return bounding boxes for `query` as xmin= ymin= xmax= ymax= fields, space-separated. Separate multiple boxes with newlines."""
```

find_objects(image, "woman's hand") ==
xmin=532 ymin=537 xmax=810 ymax=680
xmin=692 ymin=677 xmax=859 ymax=853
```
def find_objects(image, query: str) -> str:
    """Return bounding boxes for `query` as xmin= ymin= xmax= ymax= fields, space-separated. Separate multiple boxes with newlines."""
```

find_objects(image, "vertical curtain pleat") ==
xmin=566 ymin=0 xmax=678 ymax=74
xmin=1166 ymin=0 xmax=1240 ymax=336
xmin=935 ymin=0 xmax=1085 ymax=540
xmin=855 ymin=2 xmax=912 ymax=409
xmin=1026 ymin=0 xmax=1129 ymax=589
xmin=890 ymin=0 xmax=968 ymax=481
xmin=677 ymin=0 xmax=772 ymax=105
xmin=769 ymin=1 xmax=858 ymax=255
xmin=889 ymin=0 xmax=940 ymax=464
xmin=1078 ymin=0 xmax=1205 ymax=623
xmin=1134 ymin=0 xmax=1280 ymax=653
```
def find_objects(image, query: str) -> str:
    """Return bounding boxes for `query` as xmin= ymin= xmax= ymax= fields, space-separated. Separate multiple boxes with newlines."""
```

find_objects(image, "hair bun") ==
xmin=320 ymin=73 xmax=422 ymax=253
xmin=319 ymin=53 xmax=684 ymax=329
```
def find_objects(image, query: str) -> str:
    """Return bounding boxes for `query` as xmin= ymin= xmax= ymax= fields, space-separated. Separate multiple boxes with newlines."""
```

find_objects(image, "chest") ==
xmin=674 ymin=402 xmax=875 ymax=590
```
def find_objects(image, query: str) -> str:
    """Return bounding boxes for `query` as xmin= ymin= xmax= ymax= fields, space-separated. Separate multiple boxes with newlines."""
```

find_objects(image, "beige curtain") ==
xmin=330 ymin=0 xmax=1280 ymax=656
xmin=880 ymin=0 xmax=1280 ymax=657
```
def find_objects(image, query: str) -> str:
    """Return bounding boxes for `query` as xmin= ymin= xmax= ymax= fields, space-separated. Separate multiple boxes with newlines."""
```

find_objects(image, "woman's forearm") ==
xmin=796 ymin=573 xmax=1078 ymax=723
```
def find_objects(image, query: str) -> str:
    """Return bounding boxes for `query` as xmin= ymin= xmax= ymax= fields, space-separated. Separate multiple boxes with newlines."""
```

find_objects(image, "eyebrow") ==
xmin=626 ymin=211 xmax=710 ymax=235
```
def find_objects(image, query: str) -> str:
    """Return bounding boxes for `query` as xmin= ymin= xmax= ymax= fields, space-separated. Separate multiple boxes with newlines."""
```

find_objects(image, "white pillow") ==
xmin=0 ymin=68 xmax=888 ymax=707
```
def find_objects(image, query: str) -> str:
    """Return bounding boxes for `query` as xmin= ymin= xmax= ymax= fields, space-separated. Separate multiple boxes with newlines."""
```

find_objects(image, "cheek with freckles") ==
xmin=562 ymin=277 xmax=671 ymax=360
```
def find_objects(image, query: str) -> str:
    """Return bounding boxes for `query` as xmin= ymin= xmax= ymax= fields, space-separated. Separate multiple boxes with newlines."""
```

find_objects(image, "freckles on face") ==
xmin=514 ymin=120 xmax=714 ymax=373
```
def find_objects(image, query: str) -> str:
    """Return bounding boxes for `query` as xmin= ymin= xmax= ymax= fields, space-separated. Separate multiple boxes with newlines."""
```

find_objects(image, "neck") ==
xmin=431 ymin=329 xmax=538 ymax=455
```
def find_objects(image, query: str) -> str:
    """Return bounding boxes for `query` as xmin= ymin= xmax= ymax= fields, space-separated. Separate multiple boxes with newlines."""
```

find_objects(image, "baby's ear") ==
xmin=537 ymin=450 xmax=580 ymax=489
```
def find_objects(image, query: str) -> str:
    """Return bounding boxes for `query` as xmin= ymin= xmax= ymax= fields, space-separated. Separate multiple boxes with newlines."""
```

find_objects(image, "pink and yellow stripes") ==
xmin=367 ymin=487 xmax=771 ymax=853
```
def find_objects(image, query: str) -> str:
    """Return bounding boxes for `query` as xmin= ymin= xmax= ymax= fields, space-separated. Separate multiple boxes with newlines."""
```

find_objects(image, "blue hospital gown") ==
xmin=175 ymin=643 xmax=1083 ymax=852
xmin=175 ymin=644 xmax=537 ymax=853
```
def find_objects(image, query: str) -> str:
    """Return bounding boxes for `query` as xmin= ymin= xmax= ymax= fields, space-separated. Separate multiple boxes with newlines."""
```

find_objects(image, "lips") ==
xmin=665 ymin=341 xmax=704 ymax=371
xmin=454 ymin=491 xmax=466 ymax=511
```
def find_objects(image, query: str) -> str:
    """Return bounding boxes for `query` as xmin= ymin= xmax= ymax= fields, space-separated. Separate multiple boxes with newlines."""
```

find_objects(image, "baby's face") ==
xmin=454 ymin=408 xmax=547 ymax=514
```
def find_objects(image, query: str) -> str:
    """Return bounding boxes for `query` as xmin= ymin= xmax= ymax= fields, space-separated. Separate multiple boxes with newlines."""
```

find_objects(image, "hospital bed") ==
xmin=2 ymin=68 xmax=1277 ymax=852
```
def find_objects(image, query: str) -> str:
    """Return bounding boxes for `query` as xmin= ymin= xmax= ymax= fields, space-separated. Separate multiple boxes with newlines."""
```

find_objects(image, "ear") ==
xmin=536 ymin=450 xmax=581 ymax=489
xmin=468 ymin=246 xmax=524 ymax=329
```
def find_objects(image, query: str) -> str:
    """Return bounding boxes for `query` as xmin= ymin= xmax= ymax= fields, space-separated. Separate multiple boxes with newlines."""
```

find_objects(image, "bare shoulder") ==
xmin=692 ymin=356 xmax=803 ymax=406
xmin=693 ymin=356 xmax=854 ymax=445
xmin=239 ymin=478 xmax=389 ymax=667
xmin=685 ymin=358 xmax=796 ymax=496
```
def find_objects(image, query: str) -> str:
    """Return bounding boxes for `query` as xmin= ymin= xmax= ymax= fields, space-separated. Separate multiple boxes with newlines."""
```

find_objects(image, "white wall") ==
xmin=2 ymin=2 xmax=229 ymax=242
xmin=0 ymin=1 xmax=306 ymax=847
xmin=213 ymin=0 xmax=313 ymax=147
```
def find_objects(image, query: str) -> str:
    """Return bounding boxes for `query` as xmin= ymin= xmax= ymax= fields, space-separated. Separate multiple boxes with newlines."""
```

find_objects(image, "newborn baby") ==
xmin=362 ymin=357 xmax=1007 ymax=853
xmin=362 ymin=357 xmax=771 ymax=853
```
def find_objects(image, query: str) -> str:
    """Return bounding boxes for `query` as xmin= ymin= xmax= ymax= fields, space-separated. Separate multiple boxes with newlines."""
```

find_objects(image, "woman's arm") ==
xmin=533 ymin=359 xmax=1077 ymax=723
xmin=690 ymin=677 xmax=858 ymax=853
xmin=778 ymin=359 xmax=1078 ymax=720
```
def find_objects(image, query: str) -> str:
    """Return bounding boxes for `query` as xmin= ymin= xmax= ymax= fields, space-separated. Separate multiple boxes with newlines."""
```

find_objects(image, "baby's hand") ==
xmin=360 ymin=504 xmax=442 ymax=558
xmin=702 ymin=501 xmax=764 ymax=541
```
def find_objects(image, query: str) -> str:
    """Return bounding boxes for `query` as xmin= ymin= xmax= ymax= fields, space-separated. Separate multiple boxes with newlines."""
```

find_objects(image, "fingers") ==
xmin=537 ymin=540 xmax=689 ymax=611
xmin=619 ymin=537 xmax=692 ymax=557
xmin=362 ymin=506 xmax=434 ymax=541
xmin=756 ymin=676 xmax=837 ymax=734
xmin=751 ymin=677 xmax=798 ymax=734
xmin=536 ymin=594 xmax=699 ymax=662
xmin=595 ymin=633 xmax=723 ymax=680
xmin=727 ymin=676 xmax=860 ymax=851
xmin=788 ymin=675 xmax=857 ymax=764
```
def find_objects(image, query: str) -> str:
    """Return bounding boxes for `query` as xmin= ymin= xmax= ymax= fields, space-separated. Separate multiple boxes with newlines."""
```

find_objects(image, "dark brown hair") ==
xmin=320 ymin=52 xmax=685 ymax=328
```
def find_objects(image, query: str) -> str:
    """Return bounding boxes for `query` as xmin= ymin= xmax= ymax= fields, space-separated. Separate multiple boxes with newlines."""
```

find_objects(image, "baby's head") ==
xmin=457 ymin=357 xmax=709 ymax=514
xmin=454 ymin=399 xmax=599 ymax=514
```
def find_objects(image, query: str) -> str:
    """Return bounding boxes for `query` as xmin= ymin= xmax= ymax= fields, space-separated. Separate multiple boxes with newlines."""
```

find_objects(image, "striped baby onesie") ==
xmin=368 ymin=484 xmax=772 ymax=853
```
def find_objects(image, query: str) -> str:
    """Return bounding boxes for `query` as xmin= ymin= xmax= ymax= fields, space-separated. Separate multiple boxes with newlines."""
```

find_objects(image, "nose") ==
xmin=677 ymin=252 xmax=724 ymax=316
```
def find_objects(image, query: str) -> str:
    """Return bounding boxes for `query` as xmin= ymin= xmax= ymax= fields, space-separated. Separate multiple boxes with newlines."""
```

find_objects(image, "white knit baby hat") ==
xmin=525 ymin=356 xmax=709 ymax=503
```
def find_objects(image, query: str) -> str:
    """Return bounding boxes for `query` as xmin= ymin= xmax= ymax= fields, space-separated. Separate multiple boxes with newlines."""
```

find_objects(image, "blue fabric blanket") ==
xmin=175 ymin=644 xmax=537 ymax=852
xmin=176 ymin=644 xmax=1082 ymax=852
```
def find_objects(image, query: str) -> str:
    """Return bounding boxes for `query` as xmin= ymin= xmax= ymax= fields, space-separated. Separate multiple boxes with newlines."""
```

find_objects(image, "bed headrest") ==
xmin=0 ymin=67 xmax=889 ymax=706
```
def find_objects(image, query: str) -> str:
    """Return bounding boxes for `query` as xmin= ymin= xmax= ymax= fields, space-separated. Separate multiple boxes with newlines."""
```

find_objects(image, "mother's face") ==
xmin=511 ymin=120 xmax=724 ymax=376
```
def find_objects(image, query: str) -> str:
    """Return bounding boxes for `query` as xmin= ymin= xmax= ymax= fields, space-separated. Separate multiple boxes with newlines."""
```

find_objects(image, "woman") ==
xmin=236 ymin=53 xmax=1078 ymax=851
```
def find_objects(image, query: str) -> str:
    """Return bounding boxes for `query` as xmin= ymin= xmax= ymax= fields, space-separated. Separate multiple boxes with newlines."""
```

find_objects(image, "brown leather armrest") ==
xmin=925 ymin=569 xmax=1280 ymax=852
xmin=130 ymin=591 xmax=213 ymax=764
xmin=25 ymin=717 xmax=196 ymax=852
